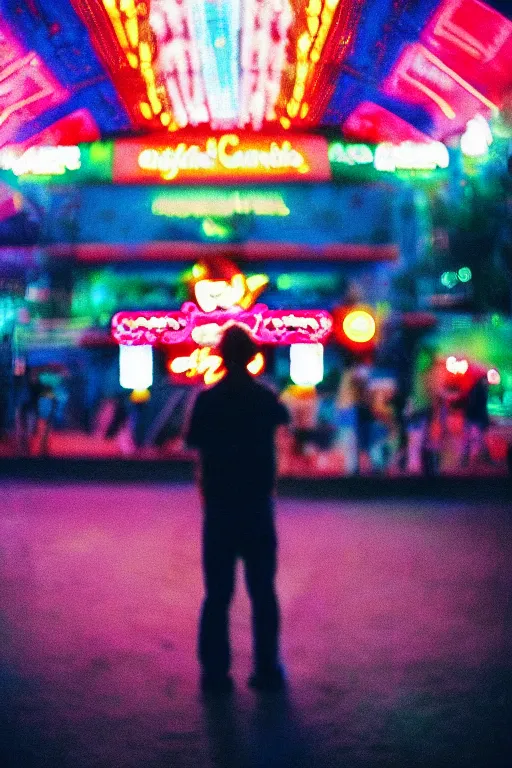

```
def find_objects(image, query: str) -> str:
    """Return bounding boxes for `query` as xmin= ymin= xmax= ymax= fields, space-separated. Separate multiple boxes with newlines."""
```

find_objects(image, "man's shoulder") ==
xmin=249 ymin=377 xmax=280 ymax=401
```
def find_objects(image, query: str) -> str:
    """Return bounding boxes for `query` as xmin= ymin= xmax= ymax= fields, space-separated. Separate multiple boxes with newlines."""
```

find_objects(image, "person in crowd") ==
xmin=336 ymin=365 xmax=373 ymax=474
xmin=405 ymin=348 xmax=438 ymax=474
xmin=16 ymin=365 xmax=43 ymax=455
xmin=352 ymin=371 xmax=374 ymax=474
xmin=461 ymin=373 xmax=490 ymax=468
xmin=186 ymin=325 xmax=289 ymax=694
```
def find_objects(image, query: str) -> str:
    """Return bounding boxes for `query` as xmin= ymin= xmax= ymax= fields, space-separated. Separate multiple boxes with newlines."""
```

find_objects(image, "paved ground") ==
xmin=0 ymin=483 xmax=510 ymax=768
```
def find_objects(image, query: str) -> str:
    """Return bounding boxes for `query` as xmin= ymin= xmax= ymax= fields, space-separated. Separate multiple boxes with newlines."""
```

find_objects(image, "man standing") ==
xmin=186 ymin=325 xmax=289 ymax=693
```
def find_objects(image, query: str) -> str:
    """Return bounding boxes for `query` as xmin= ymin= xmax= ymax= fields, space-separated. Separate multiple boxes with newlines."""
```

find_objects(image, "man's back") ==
xmin=187 ymin=370 xmax=289 ymax=503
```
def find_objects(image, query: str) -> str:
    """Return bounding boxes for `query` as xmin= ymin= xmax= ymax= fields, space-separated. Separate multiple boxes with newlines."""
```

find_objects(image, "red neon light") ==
xmin=421 ymin=0 xmax=512 ymax=106
xmin=342 ymin=102 xmax=431 ymax=145
xmin=13 ymin=109 xmax=100 ymax=150
xmin=112 ymin=304 xmax=333 ymax=347
xmin=382 ymin=43 xmax=493 ymax=138
xmin=112 ymin=133 xmax=331 ymax=184
xmin=0 ymin=21 xmax=68 ymax=148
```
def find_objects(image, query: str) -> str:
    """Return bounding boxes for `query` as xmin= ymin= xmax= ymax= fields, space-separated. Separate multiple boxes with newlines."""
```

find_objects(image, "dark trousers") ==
xmin=199 ymin=498 xmax=280 ymax=678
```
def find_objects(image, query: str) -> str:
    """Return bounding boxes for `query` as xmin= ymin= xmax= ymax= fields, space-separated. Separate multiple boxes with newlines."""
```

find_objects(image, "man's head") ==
xmin=220 ymin=325 xmax=258 ymax=371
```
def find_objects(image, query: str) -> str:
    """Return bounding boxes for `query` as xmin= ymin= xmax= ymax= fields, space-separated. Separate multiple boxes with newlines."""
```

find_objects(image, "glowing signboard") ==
xmin=112 ymin=305 xmax=333 ymax=347
xmin=328 ymin=140 xmax=449 ymax=174
xmin=113 ymin=258 xmax=332 ymax=385
xmin=0 ymin=20 xmax=68 ymax=148
xmin=421 ymin=0 xmax=512 ymax=104
xmin=151 ymin=190 xmax=290 ymax=218
xmin=112 ymin=133 xmax=331 ymax=184
xmin=0 ymin=146 xmax=81 ymax=177
xmin=383 ymin=43 xmax=497 ymax=138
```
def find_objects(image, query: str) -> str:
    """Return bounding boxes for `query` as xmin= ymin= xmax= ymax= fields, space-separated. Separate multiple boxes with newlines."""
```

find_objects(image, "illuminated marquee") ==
xmin=112 ymin=305 xmax=333 ymax=347
xmin=112 ymin=258 xmax=332 ymax=386
xmin=112 ymin=133 xmax=331 ymax=183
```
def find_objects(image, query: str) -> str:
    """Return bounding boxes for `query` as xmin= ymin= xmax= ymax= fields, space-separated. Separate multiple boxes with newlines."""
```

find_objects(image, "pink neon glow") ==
xmin=150 ymin=0 xmax=209 ymax=128
xmin=14 ymin=109 xmax=100 ymax=149
xmin=382 ymin=43 xmax=493 ymax=139
xmin=0 ymin=20 xmax=68 ymax=148
xmin=421 ymin=0 xmax=512 ymax=105
xmin=239 ymin=0 xmax=292 ymax=129
xmin=112 ymin=304 xmax=333 ymax=347
xmin=342 ymin=102 xmax=431 ymax=145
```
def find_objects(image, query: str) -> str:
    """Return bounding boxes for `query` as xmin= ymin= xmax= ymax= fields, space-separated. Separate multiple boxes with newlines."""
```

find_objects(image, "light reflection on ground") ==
xmin=0 ymin=483 xmax=510 ymax=768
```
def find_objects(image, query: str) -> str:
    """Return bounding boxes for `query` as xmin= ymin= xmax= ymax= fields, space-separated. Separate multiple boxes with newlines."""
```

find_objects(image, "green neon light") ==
xmin=151 ymin=190 xmax=290 ymax=218
xmin=0 ymin=142 xmax=113 ymax=184
xmin=328 ymin=143 xmax=374 ymax=166
xmin=201 ymin=218 xmax=232 ymax=239
xmin=328 ymin=141 xmax=450 ymax=177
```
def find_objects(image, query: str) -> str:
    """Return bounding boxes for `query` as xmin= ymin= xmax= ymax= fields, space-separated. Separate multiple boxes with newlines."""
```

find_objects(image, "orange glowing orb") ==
xmin=342 ymin=310 xmax=376 ymax=344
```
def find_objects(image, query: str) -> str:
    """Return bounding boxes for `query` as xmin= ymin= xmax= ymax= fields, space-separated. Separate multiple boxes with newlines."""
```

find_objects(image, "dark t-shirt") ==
xmin=186 ymin=370 xmax=289 ymax=504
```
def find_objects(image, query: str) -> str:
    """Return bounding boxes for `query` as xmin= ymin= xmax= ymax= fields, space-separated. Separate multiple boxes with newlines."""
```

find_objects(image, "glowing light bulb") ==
xmin=342 ymin=310 xmax=375 ymax=344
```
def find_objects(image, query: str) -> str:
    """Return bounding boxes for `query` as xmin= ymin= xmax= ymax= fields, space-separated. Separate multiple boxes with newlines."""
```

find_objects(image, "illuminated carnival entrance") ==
xmin=111 ymin=258 xmax=333 ymax=388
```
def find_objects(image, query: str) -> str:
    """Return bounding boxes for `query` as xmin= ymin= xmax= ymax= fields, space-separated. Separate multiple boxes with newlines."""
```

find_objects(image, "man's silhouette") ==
xmin=186 ymin=325 xmax=289 ymax=693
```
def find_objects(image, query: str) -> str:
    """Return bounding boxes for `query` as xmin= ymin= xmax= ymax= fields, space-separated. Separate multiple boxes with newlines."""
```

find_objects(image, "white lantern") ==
xmin=290 ymin=343 xmax=324 ymax=387
xmin=119 ymin=344 xmax=153 ymax=390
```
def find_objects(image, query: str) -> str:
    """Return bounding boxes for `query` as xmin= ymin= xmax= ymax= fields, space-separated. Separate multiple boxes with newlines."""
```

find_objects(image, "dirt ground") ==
xmin=0 ymin=482 xmax=510 ymax=768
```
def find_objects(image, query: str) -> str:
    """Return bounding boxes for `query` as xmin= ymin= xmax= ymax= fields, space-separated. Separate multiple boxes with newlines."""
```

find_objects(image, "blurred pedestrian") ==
xmin=186 ymin=326 xmax=289 ymax=694
xmin=461 ymin=373 xmax=490 ymax=467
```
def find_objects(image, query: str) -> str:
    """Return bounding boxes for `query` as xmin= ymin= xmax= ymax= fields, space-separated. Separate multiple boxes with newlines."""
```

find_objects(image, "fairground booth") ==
xmin=0 ymin=0 xmax=511 ymax=477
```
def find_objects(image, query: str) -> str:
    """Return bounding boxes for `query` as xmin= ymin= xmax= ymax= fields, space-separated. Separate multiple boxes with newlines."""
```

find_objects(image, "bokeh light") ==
xmin=342 ymin=310 xmax=376 ymax=344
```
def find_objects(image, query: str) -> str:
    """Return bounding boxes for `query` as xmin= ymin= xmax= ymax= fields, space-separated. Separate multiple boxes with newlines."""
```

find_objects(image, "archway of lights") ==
xmin=0 ymin=0 xmax=510 ymax=149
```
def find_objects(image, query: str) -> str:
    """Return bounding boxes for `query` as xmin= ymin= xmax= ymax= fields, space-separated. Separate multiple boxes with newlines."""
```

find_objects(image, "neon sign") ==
xmin=168 ymin=346 xmax=265 ymax=386
xmin=328 ymin=143 xmax=374 ymax=167
xmin=113 ymin=258 xmax=332 ymax=386
xmin=0 ymin=21 xmax=68 ymax=148
xmin=112 ymin=134 xmax=331 ymax=184
xmin=151 ymin=191 xmax=290 ymax=219
xmin=112 ymin=305 xmax=333 ymax=347
xmin=383 ymin=43 xmax=497 ymax=138
xmin=328 ymin=141 xmax=449 ymax=173
xmin=138 ymin=134 xmax=306 ymax=178
xmin=99 ymin=0 xmax=173 ymax=127
xmin=374 ymin=141 xmax=449 ymax=172
xmin=0 ymin=146 xmax=81 ymax=177
xmin=427 ymin=0 xmax=511 ymax=64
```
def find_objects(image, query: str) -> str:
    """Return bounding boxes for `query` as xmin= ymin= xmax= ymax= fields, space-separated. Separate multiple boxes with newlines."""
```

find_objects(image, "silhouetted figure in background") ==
xmin=187 ymin=326 xmax=289 ymax=694
xmin=461 ymin=374 xmax=490 ymax=467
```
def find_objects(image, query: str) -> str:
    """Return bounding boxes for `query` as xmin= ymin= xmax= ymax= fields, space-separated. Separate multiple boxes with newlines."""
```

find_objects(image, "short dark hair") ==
xmin=219 ymin=325 xmax=257 ymax=369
